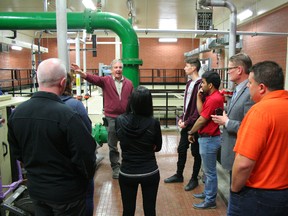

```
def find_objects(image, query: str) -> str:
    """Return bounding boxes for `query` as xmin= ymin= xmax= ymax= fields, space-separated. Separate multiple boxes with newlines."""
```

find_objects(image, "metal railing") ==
xmin=139 ymin=68 xmax=187 ymax=89
xmin=150 ymin=89 xmax=184 ymax=128
xmin=0 ymin=69 xmax=35 ymax=96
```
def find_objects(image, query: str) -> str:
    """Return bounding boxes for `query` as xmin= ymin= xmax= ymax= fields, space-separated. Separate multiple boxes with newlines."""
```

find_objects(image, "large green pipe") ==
xmin=0 ymin=10 xmax=142 ymax=87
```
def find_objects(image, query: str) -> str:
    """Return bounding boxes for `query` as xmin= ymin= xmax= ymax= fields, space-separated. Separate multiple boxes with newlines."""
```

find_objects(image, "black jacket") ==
xmin=8 ymin=91 xmax=96 ymax=203
xmin=116 ymin=113 xmax=162 ymax=174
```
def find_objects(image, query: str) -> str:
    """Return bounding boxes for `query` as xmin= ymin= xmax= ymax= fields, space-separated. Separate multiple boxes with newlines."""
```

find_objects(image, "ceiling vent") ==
xmin=195 ymin=9 xmax=215 ymax=38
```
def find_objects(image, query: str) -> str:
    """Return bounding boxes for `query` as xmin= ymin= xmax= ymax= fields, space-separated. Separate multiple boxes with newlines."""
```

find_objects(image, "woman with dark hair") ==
xmin=60 ymin=72 xmax=94 ymax=216
xmin=61 ymin=73 xmax=92 ymax=131
xmin=116 ymin=86 xmax=162 ymax=216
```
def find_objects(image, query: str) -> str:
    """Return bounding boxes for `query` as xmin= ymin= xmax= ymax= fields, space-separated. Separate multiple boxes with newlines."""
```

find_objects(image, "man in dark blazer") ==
xmin=211 ymin=53 xmax=254 ymax=178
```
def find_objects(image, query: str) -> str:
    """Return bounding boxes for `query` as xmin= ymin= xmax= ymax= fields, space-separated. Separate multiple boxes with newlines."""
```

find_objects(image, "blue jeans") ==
xmin=228 ymin=187 xmax=288 ymax=216
xmin=198 ymin=136 xmax=221 ymax=204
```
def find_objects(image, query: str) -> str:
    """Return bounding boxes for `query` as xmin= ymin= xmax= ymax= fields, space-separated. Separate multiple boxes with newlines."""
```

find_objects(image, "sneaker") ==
xmin=164 ymin=174 xmax=184 ymax=183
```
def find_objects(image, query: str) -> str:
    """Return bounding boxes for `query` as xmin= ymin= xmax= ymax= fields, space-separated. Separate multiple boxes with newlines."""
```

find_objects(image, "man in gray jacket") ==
xmin=211 ymin=53 xmax=254 ymax=179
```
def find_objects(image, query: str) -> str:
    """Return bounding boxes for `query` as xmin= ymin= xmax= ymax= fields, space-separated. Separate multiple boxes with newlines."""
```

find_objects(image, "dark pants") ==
xmin=86 ymin=179 xmax=94 ymax=216
xmin=177 ymin=127 xmax=201 ymax=180
xmin=105 ymin=117 xmax=120 ymax=170
xmin=228 ymin=186 xmax=288 ymax=216
xmin=33 ymin=198 xmax=86 ymax=216
xmin=119 ymin=171 xmax=160 ymax=216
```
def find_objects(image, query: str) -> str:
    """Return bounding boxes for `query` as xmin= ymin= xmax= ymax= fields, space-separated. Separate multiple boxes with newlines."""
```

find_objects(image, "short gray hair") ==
xmin=37 ymin=58 xmax=67 ymax=87
xmin=229 ymin=53 xmax=252 ymax=74
xmin=110 ymin=59 xmax=123 ymax=67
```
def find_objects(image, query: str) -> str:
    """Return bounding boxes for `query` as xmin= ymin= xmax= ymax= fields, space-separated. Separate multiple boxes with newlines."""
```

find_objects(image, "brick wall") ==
xmin=0 ymin=37 xmax=198 ymax=87
xmin=139 ymin=38 xmax=199 ymax=69
xmin=238 ymin=4 xmax=288 ymax=71
xmin=0 ymin=48 xmax=32 ymax=69
xmin=41 ymin=37 xmax=116 ymax=69
xmin=201 ymin=4 xmax=288 ymax=73
xmin=0 ymin=48 xmax=32 ymax=87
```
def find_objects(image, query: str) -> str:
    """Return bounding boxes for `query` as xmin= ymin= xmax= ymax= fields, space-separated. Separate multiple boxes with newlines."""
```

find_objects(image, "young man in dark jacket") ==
xmin=164 ymin=58 xmax=202 ymax=191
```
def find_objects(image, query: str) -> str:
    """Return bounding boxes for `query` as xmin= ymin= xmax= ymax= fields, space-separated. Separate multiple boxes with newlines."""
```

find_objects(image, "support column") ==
xmin=56 ymin=0 xmax=69 ymax=70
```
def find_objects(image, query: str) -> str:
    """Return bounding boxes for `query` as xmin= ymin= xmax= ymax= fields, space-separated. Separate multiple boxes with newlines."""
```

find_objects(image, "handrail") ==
xmin=0 ymin=67 xmax=229 ymax=101
xmin=150 ymin=89 xmax=184 ymax=128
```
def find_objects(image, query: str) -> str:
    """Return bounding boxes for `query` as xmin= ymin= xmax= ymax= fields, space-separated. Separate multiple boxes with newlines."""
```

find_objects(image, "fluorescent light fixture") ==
xmin=11 ymin=45 xmax=23 ymax=51
xmin=82 ymin=0 xmax=96 ymax=10
xmin=159 ymin=38 xmax=178 ymax=43
xmin=237 ymin=9 xmax=253 ymax=21
xmin=257 ymin=10 xmax=266 ymax=16
xmin=159 ymin=18 xmax=177 ymax=30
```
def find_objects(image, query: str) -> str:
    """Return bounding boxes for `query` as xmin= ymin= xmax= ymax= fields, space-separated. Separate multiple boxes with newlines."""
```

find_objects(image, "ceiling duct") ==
xmin=184 ymin=35 xmax=242 ymax=57
xmin=198 ymin=0 xmax=237 ymax=58
xmin=208 ymin=34 xmax=241 ymax=49
xmin=195 ymin=8 xmax=214 ymax=38
xmin=208 ymin=35 xmax=231 ymax=49
xmin=184 ymin=38 xmax=212 ymax=57
xmin=207 ymin=38 xmax=225 ymax=49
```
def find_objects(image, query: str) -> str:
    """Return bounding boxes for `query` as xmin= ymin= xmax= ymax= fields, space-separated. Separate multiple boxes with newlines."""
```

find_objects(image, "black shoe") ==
xmin=184 ymin=179 xmax=198 ymax=191
xmin=193 ymin=193 xmax=206 ymax=199
xmin=193 ymin=201 xmax=216 ymax=209
xmin=164 ymin=174 xmax=183 ymax=183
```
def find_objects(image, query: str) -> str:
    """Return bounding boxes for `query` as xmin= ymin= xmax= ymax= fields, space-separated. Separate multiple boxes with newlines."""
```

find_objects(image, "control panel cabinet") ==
xmin=0 ymin=95 xmax=28 ymax=185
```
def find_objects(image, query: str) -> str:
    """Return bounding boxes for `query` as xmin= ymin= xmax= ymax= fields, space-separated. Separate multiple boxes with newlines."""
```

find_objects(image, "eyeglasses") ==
xmin=227 ymin=66 xmax=238 ymax=71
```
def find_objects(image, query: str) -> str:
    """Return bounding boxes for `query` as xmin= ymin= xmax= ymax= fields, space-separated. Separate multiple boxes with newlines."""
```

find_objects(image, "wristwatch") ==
xmin=187 ymin=131 xmax=193 ymax=135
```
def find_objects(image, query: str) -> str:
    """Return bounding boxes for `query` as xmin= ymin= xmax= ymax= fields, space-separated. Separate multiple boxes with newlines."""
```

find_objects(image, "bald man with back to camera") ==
xmin=8 ymin=58 xmax=96 ymax=216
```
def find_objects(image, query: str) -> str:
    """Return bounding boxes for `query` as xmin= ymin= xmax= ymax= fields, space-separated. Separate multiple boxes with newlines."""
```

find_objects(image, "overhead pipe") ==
xmin=198 ymin=0 xmax=237 ymax=58
xmin=135 ymin=28 xmax=288 ymax=37
xmin=0 ymin=10 xmax=142 ymax=87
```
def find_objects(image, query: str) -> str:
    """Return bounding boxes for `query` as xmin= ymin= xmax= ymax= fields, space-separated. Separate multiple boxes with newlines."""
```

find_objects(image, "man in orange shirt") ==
xmin=228 ymin=61 xmax=288 ymax=216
